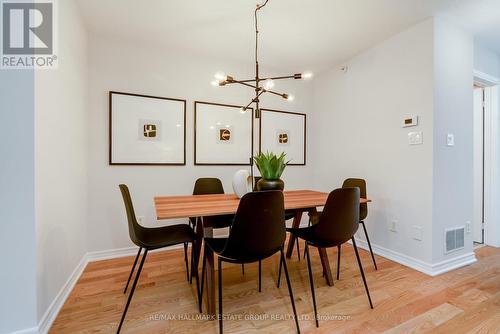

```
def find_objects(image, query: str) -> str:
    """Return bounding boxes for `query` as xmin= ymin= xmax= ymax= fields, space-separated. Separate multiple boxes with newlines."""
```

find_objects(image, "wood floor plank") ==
xmin=49 ymin=246 xmax=500 ymax=334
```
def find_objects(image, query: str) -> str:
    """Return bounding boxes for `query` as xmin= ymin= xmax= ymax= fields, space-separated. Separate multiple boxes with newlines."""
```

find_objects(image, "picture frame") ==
xmin=259 ymin=108 xmax=306 ymax=165
xmin=194 ymin=101 xmax=254 ymax=165
xmin=109 ymin=91 xmax=186 ymax=165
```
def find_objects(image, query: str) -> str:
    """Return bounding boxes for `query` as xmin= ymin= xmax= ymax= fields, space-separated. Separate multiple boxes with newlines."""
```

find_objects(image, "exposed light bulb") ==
xmin=263 ymin=79 xmax=275 ymax=90
xmin=239 ymin=107 xmax=246 ymax=114
xmin=301 ymin=71 xmax=313 ymax=79
xmin=286 ymin=94 xmax=295 ymax=101
xmin=211 ymin=80 xmax=220 ymax=86
xmin=214 ymin=72 xmax=226 ymax=81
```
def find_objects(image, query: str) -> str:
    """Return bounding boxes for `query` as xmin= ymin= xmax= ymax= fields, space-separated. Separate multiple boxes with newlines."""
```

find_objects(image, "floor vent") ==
xmin=445 ymin=227 xmax=465 ymax=254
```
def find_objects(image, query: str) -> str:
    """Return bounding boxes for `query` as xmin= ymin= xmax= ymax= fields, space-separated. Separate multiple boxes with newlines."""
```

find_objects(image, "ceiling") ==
xmin=77 ymin=0 xmax=500 ymax=72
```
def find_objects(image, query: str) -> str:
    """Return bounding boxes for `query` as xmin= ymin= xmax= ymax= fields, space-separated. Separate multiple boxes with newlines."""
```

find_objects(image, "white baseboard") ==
xmin=37 ymin=254 xmax=88 ymax=334
xmin=353 ymin=238 xmax=477 ymax=276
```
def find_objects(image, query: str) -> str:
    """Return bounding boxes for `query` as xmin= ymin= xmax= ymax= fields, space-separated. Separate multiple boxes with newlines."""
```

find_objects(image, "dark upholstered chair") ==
xmin=117 ymin=184 xmax=200 ymax=334
xmin=200 ymin=191 xmax=301 ymax=334
xmin=282 ymin=188 xmax=373 ymax=328
xmin=337 ymin=178 xmax=377 ymax=277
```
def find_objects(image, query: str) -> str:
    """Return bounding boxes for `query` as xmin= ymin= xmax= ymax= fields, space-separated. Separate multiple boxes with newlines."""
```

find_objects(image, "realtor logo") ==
xmin=1 ymin=0 xmax=58 ymax=69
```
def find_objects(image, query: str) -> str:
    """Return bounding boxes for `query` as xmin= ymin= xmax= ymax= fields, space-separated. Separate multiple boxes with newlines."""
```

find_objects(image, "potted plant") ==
xmin=253 ymin=151 xmax=290 ymax=191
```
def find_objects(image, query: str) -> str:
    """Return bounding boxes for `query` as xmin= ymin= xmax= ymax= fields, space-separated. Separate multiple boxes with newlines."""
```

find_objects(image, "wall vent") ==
xmin=445 ymin=227 xmax=465 ymax=254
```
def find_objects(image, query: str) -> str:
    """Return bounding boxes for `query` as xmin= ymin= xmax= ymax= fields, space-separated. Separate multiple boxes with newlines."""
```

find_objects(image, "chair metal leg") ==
xmin=258 ymin=260 xmax=262 ymax=292
xmin=296 ymin=239 xmax=301 ymax=261
xmin=352 ymin=238 xmax=373 ymax=309
xmin=277 ymin=254 xmax=283 ymax=288
xmin=280 ymin=248 xmax=301 ymax=334
xmin=337 ymin=244 xmax=341 ymax=280
xmin=241 ymin=263 xmax=245 ymax=275
xmin=360 ymin=221 xmax=378 ymax=270
xmin=305 ymin=243 xmax=319 ymax=327
xmin=218 ymin=257 xmax=223 ymax=334
xmin=184 ymin=242 xmax=190 ymax=281
xmin=117 ymin=249 xmax=148 ymax=334
xmin=124 ymin=247 xmax=142 ymax=294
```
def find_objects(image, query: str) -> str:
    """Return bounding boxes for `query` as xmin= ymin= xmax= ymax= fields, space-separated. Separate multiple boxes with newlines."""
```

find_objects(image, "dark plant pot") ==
xmin=256 ymin=178 xmax=284 ymax=191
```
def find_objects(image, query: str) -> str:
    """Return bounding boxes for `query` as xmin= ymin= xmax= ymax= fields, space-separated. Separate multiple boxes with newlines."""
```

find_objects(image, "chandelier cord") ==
xmin=255 ymin=0 xmax=269 ymax=67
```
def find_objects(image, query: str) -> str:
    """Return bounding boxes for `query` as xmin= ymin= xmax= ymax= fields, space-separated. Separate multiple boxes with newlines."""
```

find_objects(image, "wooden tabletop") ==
xmin=154 ymin=190 xmax=371 ymax=220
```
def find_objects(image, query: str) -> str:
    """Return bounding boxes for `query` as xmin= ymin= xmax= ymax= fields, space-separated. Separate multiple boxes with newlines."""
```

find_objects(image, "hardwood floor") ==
xmin=50 ymin=244 xmax=500 ymax=334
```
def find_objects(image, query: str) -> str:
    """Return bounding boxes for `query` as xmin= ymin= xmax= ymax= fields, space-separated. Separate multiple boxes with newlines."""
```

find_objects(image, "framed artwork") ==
xmin=194 ymin=101 xmax=254 ymax=165
xmin=109 ymin=91 xmax=186 ymax=165
xmin=259 ymin=108 xmax=306 ymax=165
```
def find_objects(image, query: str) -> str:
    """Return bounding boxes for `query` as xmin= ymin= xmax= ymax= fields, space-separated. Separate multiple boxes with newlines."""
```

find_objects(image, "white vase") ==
xmin=232 ymin=169 xmax=252 ymax=199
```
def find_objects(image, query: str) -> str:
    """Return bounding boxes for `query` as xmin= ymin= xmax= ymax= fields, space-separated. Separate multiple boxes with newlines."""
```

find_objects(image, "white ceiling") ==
xmin=77 ymin=0 xmax=500 ymax=72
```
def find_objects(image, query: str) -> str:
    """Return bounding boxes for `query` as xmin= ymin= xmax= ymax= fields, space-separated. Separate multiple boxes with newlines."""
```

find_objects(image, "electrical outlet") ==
xmin=412 ymin=225 xmax=423 ymax=241
xmin=389 ymin=220 xmax=398 ymax=232
xmin=465 ymin=221 xmax=471 ymax=234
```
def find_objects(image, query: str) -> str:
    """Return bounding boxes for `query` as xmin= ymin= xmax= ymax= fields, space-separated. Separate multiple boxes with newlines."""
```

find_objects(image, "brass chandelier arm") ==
xmin=229 ymin=74 xmax=302 ymax=84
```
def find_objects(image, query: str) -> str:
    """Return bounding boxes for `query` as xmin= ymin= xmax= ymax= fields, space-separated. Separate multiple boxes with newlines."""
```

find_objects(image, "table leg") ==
xmin=286 ymin=211 xmax=303 ymax=258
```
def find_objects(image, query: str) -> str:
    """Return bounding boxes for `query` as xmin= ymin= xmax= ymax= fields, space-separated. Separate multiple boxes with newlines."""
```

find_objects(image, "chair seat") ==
xmin=287 ymin=225 xmax=340 ymax=248
xmin=141 ymin=224 xmax=197 ymax=250
xmin=204 ymin=237 xmax=278 ymax=263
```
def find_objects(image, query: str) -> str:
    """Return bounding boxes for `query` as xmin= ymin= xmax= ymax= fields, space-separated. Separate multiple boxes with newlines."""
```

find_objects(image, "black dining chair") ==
xmin=280 ymin=188 xmax=373 ymax=328
xmin=200 ymin=190 xmax=301 ymax=334
xmin=117 ymin=184 xmax=200 ymax=334
xmin=190 ymin=178 xmax=242 ymax=278
xmin=340 ymin=178 xmax=377 ymax=271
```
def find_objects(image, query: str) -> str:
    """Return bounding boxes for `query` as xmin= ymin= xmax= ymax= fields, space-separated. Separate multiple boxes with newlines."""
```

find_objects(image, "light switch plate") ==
xmin=408 ymin=131 xmax=423 ymax=145
xmin=447 ymin=133 xmax=455 ymax=146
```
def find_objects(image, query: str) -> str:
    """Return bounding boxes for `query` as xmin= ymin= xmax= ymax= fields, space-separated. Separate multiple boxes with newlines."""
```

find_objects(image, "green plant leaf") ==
xmin=253 ymin=151 xmax=288 ymax=180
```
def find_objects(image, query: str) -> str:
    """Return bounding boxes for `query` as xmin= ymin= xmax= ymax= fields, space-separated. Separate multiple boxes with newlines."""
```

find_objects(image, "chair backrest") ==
xmin=193 ymin=178 xmax=224 ymax=195
xmin=312 ymin=188 xmax=360 ymax=247
xmin=342 ymin=178 xmax=367 ymax=221
xmin=221 ymin=190 xmax=285 ymax=261
xmin=119 ymin=184 xmax=147 ymax=248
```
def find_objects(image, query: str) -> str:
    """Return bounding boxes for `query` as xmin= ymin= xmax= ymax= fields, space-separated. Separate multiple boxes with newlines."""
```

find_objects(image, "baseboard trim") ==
xmin=37 ymin=254 xmax=88 ymax=334
xmin=353 ymin=238 xmax=477 ymax=276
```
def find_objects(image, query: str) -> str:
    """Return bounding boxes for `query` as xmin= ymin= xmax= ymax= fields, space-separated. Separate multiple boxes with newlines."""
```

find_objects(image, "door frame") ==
xmin=473 ymin=70 xmax=499 ymax=247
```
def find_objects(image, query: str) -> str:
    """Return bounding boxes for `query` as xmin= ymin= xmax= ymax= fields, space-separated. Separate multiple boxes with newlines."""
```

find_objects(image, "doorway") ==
xmin=473 ymin=71 xmax=499 ymax=246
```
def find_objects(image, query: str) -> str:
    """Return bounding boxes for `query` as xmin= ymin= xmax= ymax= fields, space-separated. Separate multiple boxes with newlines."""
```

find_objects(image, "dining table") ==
xmin=154 ymin=189 xmax=371 ymax=317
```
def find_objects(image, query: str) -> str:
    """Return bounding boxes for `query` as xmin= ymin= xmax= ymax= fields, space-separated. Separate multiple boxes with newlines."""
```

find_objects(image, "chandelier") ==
xmin=210 ymin=0 xmax=312 ymax=118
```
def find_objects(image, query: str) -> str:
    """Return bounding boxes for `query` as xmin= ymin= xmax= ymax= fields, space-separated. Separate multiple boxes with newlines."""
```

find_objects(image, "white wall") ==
xmin=87 ymin=36 xmax=314 ymax=252
xmin=311 ymin=19 xmax=435 ymax=263
xmin=34 ymin=0 xmax=88 ymax=325
xmin=0 ymin=71 xmax=38 ymax=333
xmin=432 ymin=17 xmax=474 ymax=262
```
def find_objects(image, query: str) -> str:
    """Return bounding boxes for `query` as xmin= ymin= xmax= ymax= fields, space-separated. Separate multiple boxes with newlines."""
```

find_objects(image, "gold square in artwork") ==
xmin=219 ymin=128 xmax=231 ymax=141
xmin=144 ymin=124 xmax=157 ymax=138
xmin=278 ymin=133 xmax=288 ymax=144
